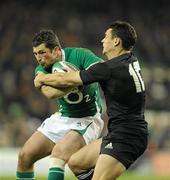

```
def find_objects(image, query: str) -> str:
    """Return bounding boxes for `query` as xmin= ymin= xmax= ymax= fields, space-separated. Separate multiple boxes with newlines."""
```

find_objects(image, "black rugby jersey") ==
xmin=80 ymin=53 xmax=148 ymax=135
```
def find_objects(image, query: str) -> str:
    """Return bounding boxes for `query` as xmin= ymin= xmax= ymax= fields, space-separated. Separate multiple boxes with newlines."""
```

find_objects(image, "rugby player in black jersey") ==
xmin=35 ymin=20 xmax=148 ymax=180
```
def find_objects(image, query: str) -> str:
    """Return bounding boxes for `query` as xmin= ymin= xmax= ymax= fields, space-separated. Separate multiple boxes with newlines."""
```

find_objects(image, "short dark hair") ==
xmin=109 ymin=21 xmax=137 ymax=50
xmin=32 ymin=29 xmax=62 ymax=49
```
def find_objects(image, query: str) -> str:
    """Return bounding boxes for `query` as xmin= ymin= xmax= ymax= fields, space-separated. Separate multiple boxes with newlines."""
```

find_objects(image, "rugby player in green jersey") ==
xmin=35 ymin=21 xmax=148 ymax=180
xmin=16 ymin=30 xmax=104 ymax=180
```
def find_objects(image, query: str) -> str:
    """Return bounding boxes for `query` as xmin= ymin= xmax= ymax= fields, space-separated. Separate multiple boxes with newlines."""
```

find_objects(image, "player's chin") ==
xmin=42 ymin=64 xmax=50 ymax=68
xmin=39 ymin=62 xmax=45 ymax=67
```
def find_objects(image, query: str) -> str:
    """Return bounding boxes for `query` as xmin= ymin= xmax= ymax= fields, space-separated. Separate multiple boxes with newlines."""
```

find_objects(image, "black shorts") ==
xmin=100 ymin=131 xmax=148 ymax=169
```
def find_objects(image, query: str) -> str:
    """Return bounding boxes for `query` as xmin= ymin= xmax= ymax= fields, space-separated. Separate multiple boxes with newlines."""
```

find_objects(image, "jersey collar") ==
xmin=61 ymin=49 xmax=66 ymax=62
xmin=111 ymin=53 xmax=132 ymax=62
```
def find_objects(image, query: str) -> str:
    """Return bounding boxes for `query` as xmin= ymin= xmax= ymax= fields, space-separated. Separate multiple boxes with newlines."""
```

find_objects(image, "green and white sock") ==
xmin=48 ymin=157 xmax=65 ymax=180
xmin=16 ymin=171 xmax=34 ymax=180
xmin=48 ymin=167 xmax=64 ymax=180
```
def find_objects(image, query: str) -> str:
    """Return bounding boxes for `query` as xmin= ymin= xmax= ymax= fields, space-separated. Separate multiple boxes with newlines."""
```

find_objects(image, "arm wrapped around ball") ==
xmin=41 ymin=85 xmax=73 ymax=99
xmin=34 ymin=71 xmax=74 ymax=99
xmin=38 ymin=61 xmax=83 ymax=88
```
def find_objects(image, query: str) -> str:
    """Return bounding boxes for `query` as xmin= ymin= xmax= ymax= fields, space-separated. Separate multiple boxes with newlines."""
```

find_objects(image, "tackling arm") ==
xmin=36 ymin=71 xmax=83 ymax=88
xmin=34 ymin=72 xmax=73 ymax=99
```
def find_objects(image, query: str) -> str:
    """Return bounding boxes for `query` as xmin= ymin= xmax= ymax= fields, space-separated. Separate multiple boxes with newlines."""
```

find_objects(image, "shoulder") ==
xmin=64 ymin=47 xmax=95 ymax=55
xmin=107 ymin=54 xmax=133 ymax=70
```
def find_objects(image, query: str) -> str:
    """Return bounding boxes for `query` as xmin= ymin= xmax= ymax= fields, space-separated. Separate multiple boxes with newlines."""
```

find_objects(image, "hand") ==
xmin=34 ymin=77 xmax=43 ymax=89
xmin=37 ymin=71 xmax=45 ymax=77
xmin=34 ymin=72 xmax=45 ymax=89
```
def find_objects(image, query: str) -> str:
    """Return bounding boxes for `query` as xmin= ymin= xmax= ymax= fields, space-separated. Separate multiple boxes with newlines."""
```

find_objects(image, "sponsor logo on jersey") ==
xmin=105 ymin=143 xmax=113 ymax=149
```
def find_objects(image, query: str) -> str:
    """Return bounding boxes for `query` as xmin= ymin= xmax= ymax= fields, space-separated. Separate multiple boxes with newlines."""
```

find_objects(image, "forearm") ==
xmin=41 ymin=74 xmax=62 ymax=87
xmin=40 ymin=72 xmax=83 ymax=88
xmin=41 ymin=85 xmax=73 ymax=99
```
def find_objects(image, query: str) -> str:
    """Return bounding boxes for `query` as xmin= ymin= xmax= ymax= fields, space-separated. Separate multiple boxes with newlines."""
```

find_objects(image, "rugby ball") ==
xmin=52 ymin=61 xmax=79 ymax=73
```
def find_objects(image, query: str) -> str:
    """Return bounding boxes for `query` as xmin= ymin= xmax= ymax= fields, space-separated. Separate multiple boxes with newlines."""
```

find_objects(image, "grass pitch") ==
xmin=1 ymin=173 xmax=170 ymax=180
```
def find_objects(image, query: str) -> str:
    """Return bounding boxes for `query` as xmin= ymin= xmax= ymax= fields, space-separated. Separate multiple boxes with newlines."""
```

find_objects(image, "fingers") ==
xmin=34 ymin=73 xmax=44 ymax=89
xmin=37 ymin=71 xmax=44 ymax=75
xmin=34 ymin=78 xmax=42 ymax=89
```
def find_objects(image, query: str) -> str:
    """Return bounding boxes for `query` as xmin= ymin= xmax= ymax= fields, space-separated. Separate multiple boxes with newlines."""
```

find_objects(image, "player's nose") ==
xmin=101 ymin=38 xmax=104 ymax=43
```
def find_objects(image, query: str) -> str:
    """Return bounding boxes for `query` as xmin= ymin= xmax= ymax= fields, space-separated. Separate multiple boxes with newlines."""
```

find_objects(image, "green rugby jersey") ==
xmin=35 ymin=47 xmax=103 ymax=117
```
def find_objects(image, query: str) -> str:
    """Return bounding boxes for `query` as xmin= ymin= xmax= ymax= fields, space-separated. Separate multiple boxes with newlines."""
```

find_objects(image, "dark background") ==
xmin=0 ymin=0 xmax=169 ymax=153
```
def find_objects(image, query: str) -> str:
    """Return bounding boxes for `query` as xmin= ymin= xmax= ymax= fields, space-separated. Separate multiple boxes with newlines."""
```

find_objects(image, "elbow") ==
xmin=45 ymin=93 xmax=63 ymax=99
xmin=41 ymin=86 xmax=56 ymax=99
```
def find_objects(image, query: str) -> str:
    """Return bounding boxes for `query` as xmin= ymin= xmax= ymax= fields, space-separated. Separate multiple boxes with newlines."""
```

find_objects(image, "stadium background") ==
xmin=0 ymin=0 xmax=170 ymax=179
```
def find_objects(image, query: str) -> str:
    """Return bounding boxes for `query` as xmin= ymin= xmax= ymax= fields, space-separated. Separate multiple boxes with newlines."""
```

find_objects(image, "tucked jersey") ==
xmin=80 ymin=53 xmax=148 ymax=136
xmin=35 ymin=47 xmax=103 ymax=117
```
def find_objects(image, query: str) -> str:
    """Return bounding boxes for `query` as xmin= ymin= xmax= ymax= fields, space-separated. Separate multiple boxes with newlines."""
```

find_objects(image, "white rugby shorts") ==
xmin=37 ymin=112 xmax=104 ymax=144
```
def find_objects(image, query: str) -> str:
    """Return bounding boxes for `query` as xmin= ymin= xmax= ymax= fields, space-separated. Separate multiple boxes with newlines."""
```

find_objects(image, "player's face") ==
xmin=33 ymin=43 xmax=59 ymax=68
xmin=101 ymin=28 xmax=120 ymax=57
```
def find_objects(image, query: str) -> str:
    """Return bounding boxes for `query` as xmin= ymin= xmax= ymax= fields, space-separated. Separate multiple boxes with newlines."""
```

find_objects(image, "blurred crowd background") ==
xmin=0 ymin=0 xmax=170 ymax=176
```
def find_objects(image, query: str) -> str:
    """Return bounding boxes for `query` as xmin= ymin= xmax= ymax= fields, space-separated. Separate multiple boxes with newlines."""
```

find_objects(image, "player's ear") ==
xmin=113 ymin=37 xmax=120 ymax=47
xmin=53 ymin=46 xmax=61 ymax=56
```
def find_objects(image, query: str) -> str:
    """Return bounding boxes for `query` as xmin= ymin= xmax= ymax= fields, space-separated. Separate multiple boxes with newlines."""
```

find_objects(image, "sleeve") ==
xmin=34 ymin=65 xmax=48 ymax=76
xmin=76 ymin=48 xmax=104 ymax=69
xmin=80 ymin=62 xmax=111 ymax=85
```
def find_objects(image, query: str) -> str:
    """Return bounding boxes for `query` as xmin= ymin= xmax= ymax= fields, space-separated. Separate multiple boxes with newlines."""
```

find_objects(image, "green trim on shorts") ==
xmin=73 ymin=122 xmax=92 ymax=135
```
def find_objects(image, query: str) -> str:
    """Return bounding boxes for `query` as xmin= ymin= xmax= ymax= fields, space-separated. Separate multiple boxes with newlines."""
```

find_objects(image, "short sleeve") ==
xmin=80 ymin=62 xmax=111 ymax=85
